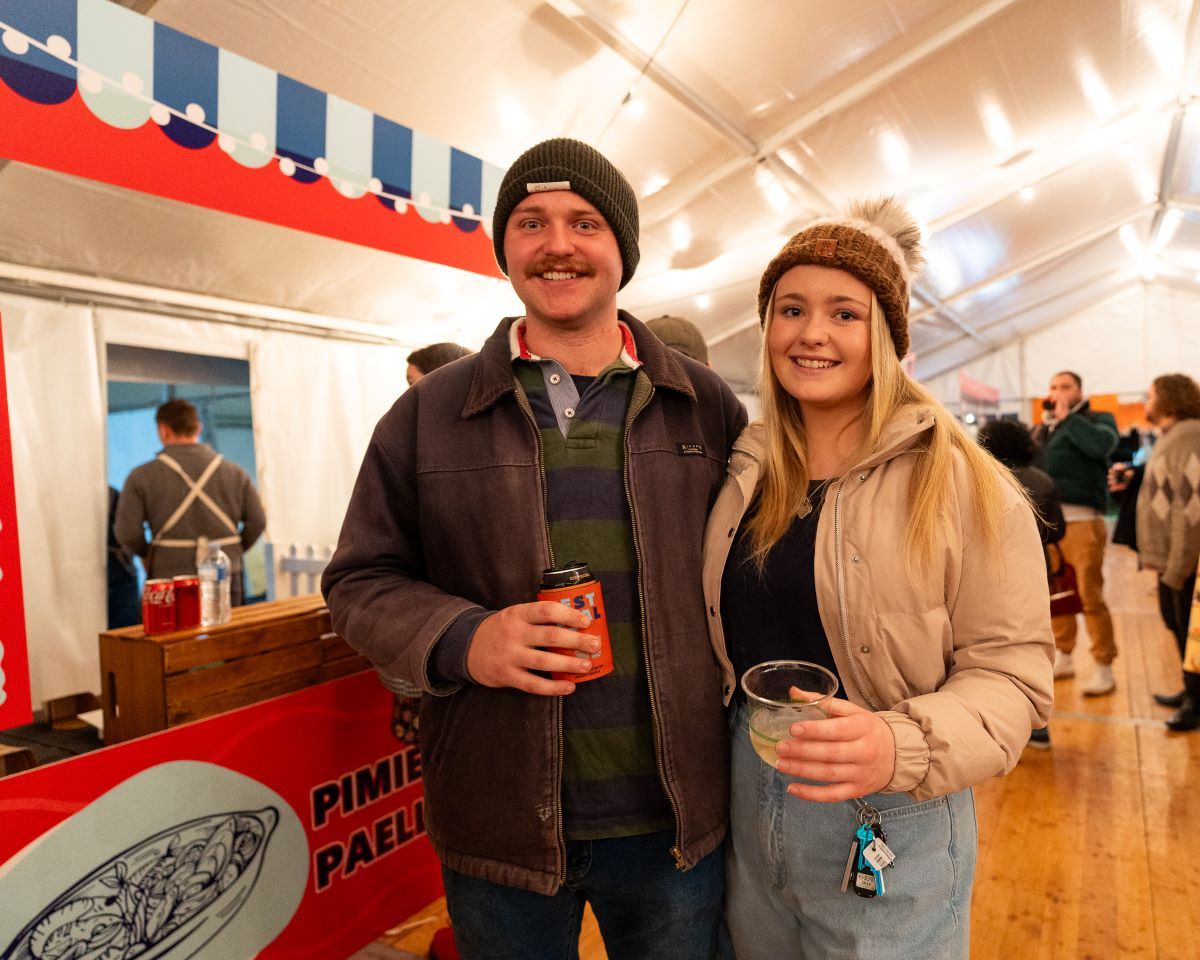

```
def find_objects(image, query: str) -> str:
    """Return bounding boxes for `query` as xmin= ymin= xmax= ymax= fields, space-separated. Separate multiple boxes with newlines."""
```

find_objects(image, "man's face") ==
xmin=503 ymin=191 xmax=623 ymax=331
xmin=406 ymin=363 xmax=424 ymax=387
xmin=1048 ymin=373 xmax=1082 ymax=408
xmin=1146 ymin=383 xmax=1161 ymax=425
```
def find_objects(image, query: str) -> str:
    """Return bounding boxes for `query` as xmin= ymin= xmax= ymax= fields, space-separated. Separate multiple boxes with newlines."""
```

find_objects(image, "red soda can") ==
xmin=172 ymin=575 xmax=201 ymax=629
xmin=538 ymin=562 xmax=614 ymax=683
xmin=141 ymin=579 xmax=176 ymax=635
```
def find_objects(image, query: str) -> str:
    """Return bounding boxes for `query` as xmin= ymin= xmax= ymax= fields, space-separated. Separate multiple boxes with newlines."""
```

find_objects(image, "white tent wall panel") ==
xmin=4 ymin=299 xmax=406 ymax=706
xmin=923 ymin=283 xmax=1200 ymax=413
xmin=1 ymin=295 xmax=107 ymax=706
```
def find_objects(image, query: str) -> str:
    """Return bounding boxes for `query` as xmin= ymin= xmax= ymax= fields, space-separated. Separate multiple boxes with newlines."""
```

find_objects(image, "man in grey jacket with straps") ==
xmin=323 ymin=138 xmax=745 ymax=960
xmin=115 ymin=398 xmax=266 ymax=605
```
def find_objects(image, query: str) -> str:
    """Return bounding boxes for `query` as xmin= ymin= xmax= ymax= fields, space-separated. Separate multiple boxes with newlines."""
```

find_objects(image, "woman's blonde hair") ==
xmin=746 ymin=293 xmax=1019 ymax=575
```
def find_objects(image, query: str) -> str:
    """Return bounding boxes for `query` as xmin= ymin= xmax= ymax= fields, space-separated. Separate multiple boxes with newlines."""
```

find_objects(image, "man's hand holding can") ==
xmin=467 ymin=600 xmax=599 ymax=696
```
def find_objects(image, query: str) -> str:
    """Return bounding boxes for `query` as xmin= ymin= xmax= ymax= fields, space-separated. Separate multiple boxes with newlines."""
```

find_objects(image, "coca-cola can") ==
xmin=172 ymin=575 xmax=201 ymax=630
xmin=141 ymin=579 xmax=176 ymax=635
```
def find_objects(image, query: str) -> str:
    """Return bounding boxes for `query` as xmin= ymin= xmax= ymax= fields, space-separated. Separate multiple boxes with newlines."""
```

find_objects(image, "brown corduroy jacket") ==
xmin=323 ymin=313 xmax=747 ymax=894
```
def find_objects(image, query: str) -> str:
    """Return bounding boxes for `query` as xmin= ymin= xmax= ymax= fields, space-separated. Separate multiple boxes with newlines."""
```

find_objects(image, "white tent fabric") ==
xmin=2 ymin=296 xmax=106 ymax=705
xmin=4 ymin=297 xmax=407 ymax=705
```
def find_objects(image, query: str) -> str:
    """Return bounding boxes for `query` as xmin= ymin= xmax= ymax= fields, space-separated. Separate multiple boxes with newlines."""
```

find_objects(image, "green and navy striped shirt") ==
xmin=512 ymin=321 xmax=672 ymax=841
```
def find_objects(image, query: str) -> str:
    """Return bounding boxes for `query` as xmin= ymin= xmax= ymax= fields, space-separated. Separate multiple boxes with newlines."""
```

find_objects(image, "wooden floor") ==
xmin=380 ymin=544 xmax=1200 ymax=960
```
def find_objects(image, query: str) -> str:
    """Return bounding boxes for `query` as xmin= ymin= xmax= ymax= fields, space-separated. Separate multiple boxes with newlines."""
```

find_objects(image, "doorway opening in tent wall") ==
xmin=105 ymin=344 xmax=266 ymax=627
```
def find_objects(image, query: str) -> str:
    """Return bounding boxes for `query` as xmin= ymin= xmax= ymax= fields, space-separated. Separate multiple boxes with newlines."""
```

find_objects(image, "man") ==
xmin=1132 ymin=374 xmax=1200 ymax=730
xmin=645 ymin=314 xmax=709 ymax=364
xmin=115 ymin=399 xmax=266 ymax=605
xmin=322 ymin=138 xmax=746 ymax=959
xmin=1035 ymin=371 xmax=1119 ymax=694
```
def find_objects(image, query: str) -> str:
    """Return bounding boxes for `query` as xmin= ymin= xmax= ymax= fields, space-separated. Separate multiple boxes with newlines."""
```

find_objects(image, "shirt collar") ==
xmin=509 ymin=319 xmax=642 ymax=370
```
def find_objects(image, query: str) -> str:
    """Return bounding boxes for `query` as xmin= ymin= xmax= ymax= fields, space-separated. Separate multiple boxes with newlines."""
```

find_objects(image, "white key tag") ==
xmin=862 ymin=836 xmax=896 ymax=871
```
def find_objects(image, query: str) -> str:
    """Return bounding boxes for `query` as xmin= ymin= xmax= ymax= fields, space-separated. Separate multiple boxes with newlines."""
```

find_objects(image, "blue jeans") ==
xmin=442 ymin=829 xmax=724 ymax=960
xmin=727 ymin=699 xmax=977 ymax=960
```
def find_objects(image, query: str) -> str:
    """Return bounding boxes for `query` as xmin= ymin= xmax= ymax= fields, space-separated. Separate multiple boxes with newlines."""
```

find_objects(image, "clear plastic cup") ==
xmin=741 ymin=660 xmax=840 ymax=766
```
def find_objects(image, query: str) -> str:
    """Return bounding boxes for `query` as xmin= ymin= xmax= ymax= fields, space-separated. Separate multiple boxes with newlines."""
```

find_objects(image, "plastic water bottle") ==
xmin=199 ymin=542 xmax=232 ymax=626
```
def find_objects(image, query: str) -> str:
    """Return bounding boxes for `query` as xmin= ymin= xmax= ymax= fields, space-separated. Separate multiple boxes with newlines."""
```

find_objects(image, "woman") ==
xmin=702 ymin=199 xmax=1053 ymax=959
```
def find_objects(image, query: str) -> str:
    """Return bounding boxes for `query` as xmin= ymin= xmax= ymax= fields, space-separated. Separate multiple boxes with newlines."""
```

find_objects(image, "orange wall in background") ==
xmin=1028 ymin=393 xmax=1145 ymax=433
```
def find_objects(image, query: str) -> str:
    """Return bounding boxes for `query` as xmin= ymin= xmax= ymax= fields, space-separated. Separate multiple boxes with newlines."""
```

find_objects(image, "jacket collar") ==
xmin=462 ymin=310 xmax=698 ymax=417
xmin=730 ymin=404 xmax=938 ymax=480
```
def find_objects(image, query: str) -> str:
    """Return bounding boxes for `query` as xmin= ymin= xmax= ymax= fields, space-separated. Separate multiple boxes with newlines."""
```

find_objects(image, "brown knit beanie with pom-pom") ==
xmin=757 ymin=197 xmax=924 ymax=358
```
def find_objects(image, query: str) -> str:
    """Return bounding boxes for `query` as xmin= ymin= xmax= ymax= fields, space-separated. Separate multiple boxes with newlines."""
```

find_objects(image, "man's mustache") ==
xmin=525 ymin=260 xmax=594 ymax=277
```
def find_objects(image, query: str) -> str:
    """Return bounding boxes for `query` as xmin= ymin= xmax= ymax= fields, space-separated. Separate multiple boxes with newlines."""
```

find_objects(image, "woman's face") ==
xmin=766 ymin=264 xmax=873 ymax=414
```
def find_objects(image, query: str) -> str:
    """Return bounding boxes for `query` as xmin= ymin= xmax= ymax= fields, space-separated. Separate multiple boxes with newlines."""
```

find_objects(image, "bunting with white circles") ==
xmin=0 ymin=0 xmax=506 ymax=277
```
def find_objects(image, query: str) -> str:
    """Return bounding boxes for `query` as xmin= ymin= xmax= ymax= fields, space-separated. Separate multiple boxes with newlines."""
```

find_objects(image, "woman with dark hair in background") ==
xmin=406 ymin=342 xmax=472 ymax=386
xmin=978 ymin=418 xmax=1065 ymax=749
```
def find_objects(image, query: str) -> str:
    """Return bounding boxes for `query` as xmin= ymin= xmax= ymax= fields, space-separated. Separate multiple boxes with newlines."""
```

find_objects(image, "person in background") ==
xmin=645 ymin=314 xmax=710 ymax=365
xmin=407 ymin=342 xmax=472 ymax=386
xmin=114 ymin=399 xmax=266 ymax=606
xmin=106 ymin=485 xmax=141 ymax=628
xmin=391 ymin=340 xmax=475 ymax=744
xmin=1033 ymin=371 xmax=1120 ymax=695
xmin=978 ymin=418 xmax=1065 ymax=748
xmin=1131 ymin=374 xmax=1200 ymax=731
xmin=324 ymin=138 xmax=746 ymax=959
xmin=703 ymin=198 xmax=1052 ymax=959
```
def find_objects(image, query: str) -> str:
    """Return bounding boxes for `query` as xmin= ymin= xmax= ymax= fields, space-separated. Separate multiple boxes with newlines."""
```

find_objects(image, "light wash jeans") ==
xmin=442 ymin=829 xmax=724 ymax=960
xmin=726 ymin=699 xmax=976 ymax=960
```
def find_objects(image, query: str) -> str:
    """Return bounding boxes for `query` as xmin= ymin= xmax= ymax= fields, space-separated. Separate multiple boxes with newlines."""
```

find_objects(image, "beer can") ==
xmin=142 ymin=579 xmax=176 ymax=636
xmin=172 ymin=575 xmax=201 ymax=630
xmin=537 ymin=562 xmax=614 ymax=683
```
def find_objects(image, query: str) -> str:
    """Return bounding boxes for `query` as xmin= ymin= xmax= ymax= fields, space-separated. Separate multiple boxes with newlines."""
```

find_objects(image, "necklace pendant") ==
xmin=797 ymin=498 xmax=813 ymax=519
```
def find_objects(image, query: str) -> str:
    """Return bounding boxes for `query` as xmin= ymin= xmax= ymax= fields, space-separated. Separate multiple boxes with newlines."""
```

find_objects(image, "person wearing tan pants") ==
xmin=1034 ymin=371 xmax=1120 ymax=695
xmin=1050 ymin=516 xmax=1117 ymax=675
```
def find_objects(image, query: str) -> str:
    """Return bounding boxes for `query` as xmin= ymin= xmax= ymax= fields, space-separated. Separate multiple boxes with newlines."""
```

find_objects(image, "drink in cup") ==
xmin=741 ymin=660 xmax=839 ymax=766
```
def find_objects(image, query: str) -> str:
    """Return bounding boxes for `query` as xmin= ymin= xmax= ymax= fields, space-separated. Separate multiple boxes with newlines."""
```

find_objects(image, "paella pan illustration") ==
xmin=1 ymin=806 xmax=278 ymax=960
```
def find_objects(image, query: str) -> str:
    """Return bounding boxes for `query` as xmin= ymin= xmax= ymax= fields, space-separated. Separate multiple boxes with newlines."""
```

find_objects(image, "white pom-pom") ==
xmin=844 ymin=196 xmax=924 ymax=279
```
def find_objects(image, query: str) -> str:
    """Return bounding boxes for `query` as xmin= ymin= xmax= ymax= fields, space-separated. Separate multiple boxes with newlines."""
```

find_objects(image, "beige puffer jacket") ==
xmin=703 ymin=408 xmax=1054 ymax=801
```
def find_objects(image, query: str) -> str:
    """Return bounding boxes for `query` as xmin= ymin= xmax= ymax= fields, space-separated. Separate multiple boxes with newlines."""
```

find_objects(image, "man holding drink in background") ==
xmin=323 ymin=138 xmax=745 ymax=959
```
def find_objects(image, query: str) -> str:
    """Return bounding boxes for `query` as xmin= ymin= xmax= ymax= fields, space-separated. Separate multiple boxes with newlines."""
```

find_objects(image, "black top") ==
xmin=720 ymin=480 xmax=846 ymax=699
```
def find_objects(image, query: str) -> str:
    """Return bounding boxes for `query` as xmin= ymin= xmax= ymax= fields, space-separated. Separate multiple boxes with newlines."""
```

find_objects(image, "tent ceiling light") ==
xmin=696 ymin=294 xmax=712 ymax=310
xmin=669 ymin=218 xmax=692 ymax=252
xmin=880 ymin=129 xmax=911 ymax=175
xmin=981 ymin=100 xmax=1015 ymax=152
xmin=1078 ymin=60 xmax=1117 ymax=120
xmin=1019 ymin=186 xmax=1035 ymax=202
xmin=1119 ymin=223 xmax=1144 ymax=259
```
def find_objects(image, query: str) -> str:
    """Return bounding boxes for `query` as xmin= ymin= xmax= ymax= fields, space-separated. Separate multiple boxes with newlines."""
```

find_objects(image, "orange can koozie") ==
xmin=538 ymin=562 xmax=614 ymax=683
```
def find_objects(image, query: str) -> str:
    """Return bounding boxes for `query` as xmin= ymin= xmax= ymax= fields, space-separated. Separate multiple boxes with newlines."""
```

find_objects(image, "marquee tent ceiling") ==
xmin=2 ymin=0 xmax=1198 ymax=392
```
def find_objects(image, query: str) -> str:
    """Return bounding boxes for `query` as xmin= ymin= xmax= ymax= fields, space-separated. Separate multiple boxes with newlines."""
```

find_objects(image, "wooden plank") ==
xmin=167 ymin=667 xmax=323 ymax=726
xmin=319 ymin=631 xmax=359 ymax=662
xmin=162 ymin=611 xmax=327 ymax=672
xmin=99 ymin=593 xmax=326 ymax=642
xmin=99 ymin=633 xmax=167 ymax=744
xmin=320 ymin=657 xmax=371 ymax=682
xmin=165 ymin=641 xmax=322 ymax=704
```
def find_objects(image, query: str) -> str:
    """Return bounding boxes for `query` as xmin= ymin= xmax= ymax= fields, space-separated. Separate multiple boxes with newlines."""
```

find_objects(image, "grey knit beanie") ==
xmin=492 ymin=138 xmax=640 ymax=288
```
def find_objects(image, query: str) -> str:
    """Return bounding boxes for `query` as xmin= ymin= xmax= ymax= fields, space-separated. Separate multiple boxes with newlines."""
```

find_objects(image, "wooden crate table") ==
xmin=99 ymin=594 xmax=368 ymax=744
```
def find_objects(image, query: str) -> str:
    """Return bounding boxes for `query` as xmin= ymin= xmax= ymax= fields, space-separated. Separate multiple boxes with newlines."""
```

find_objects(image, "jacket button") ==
xmin=727 ymin=527 xmax=735 ymax=537
xmin=709 ymin=605 xmax=717 ymax=617
xmin=723 ymin=685 xmax=732 ymax=697
xmin=860 ymin=645 xmax=870 ymax=654
xmin=549 ymin=373 xmax=561 ymax=385
xmin=852 ymin=554 xmax=861 ymax=563
xmin=857 ymin=473 xmax=867 ymax=481
xmin=564 ymin=407 xmax=576 ymax=419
